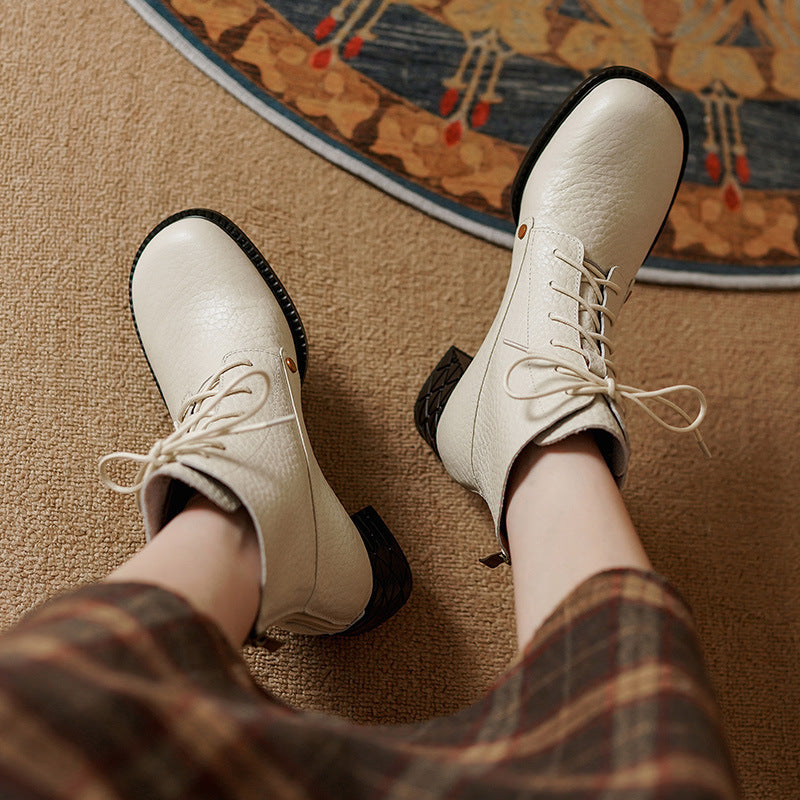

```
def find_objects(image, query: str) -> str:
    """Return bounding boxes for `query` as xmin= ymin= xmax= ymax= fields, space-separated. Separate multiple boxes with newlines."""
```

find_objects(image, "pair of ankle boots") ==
xmin=100 ymin=67 xmax=706 ymax=640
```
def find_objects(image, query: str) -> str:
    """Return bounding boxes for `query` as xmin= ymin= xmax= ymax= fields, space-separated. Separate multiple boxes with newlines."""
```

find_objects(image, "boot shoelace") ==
xmin=503 ymin=248 xmax=710 ymax=455
xmin=99 ymin=358 xmax=296 ymax=495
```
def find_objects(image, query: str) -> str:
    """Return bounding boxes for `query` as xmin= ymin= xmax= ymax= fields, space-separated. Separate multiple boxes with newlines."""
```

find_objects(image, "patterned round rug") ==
xmin=126 ymin=0 xmax=800 ymax=288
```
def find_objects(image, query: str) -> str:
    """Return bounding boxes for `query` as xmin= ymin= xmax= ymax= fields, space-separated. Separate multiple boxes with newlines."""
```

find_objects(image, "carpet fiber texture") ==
xmin=1 ymin=2 xmax=799 ymax=798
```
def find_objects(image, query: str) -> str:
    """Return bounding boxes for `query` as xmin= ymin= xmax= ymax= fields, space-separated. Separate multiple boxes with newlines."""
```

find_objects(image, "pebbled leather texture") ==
xmin=510 ymin=65 xmax=688 ymax=229
xmin=129 ymin=208 xmax=309 ymax=384
xmin=516 ymin=74 xmax=687 ymax=294
xmin=130 ymin=213 xmax=378 ymax=635
xmin=434 ymin=69 xmax=686 ymax=554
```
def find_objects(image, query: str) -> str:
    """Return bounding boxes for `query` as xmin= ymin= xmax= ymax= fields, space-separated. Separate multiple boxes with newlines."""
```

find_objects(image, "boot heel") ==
xmin=341 ymin=506 xmax=412 ymax=636
xmin=414 ymin=345 xmax=473 ymax=459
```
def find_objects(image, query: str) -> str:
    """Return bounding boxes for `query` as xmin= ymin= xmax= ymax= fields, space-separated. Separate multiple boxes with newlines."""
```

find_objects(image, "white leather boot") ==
xmin=415 ymin=67 xmax=707 ymax=565
xmin=101 ymin=210 xmax=411 ymax=637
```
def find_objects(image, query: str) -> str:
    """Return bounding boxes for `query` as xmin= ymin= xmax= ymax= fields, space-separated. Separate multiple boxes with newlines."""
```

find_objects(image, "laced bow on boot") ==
xmin=503 ymin=248 xmax=709 ymax=455
xmin=99 ymin=359 xmax=296 ymax=495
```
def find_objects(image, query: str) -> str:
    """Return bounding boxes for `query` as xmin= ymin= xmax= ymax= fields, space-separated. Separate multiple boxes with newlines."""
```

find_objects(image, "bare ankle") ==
xmin=507 ymin=433 xmax=602 ymax=504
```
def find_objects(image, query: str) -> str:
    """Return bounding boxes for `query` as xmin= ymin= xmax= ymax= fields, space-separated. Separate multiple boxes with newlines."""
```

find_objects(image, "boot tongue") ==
xmin=578 ymin=276 xmax=607 ymax=378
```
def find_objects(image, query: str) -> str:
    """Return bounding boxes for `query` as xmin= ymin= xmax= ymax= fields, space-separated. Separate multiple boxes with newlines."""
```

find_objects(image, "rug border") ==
xmin=122 ymin=0 xmax=800 ymax=291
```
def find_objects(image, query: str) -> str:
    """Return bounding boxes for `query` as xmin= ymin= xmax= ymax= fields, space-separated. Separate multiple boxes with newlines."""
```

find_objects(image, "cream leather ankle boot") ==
xmin=101 ymin=209 xmax=411 ymax=636
xmin=415 ymin=67 xmax=707 ymax=565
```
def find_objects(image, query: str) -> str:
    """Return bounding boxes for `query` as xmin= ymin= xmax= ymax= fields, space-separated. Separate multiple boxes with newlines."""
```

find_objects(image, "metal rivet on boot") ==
xmin=285 ymin=357 xmax=298 ymax=373
xmin=517 ymin=224 xmax=527 ymax=239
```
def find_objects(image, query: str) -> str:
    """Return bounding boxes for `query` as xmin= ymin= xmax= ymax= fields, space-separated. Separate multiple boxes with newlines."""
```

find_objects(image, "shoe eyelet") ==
xmin=285 ymin=357 xmax=298 ymax=374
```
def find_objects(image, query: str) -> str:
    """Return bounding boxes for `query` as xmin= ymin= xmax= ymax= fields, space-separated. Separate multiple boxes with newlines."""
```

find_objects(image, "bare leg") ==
xmin=505 ymin=433 xmax=651 ymax=651
xmin=106 ymin=495 xmax=261 ymax=647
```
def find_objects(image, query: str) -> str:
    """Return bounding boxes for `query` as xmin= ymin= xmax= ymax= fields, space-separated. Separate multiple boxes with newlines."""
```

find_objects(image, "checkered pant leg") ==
xmin=0 ymin=569 xmax=738 ymax=799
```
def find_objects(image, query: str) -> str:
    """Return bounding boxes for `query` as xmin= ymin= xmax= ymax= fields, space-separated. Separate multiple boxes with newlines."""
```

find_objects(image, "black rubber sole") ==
xmin=509 ymin=66 xmax=689 ymax=260
xmin=128 ymin=208 xmax=309 ymax=400
xmin=342 ymin=506 xmax=413 ymax=635
xmin=414 ymin=345 xmax=474 ymax=460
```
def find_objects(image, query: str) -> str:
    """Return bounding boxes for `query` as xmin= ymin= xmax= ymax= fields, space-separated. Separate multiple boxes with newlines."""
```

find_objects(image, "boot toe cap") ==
xmin=130 ymin=212 xmax=295 ymax=416
xmin=516 ymin=71 xmax=687 ymax=274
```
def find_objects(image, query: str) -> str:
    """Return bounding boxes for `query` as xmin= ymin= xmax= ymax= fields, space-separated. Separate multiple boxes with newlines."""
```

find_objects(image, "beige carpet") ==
xmin=1 ymin=2 xmax=798 ymax=797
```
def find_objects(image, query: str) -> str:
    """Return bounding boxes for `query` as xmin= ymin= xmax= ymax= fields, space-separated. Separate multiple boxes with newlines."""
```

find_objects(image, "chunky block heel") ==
xmin=414 ymin=345 xmax=473 ymax=459
xmin=342 ymin=506 xmax=413 ymax=636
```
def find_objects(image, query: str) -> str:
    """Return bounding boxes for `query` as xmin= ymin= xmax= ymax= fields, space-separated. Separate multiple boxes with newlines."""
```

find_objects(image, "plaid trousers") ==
xmin=0 ymin=569 xmax=738 ymax=798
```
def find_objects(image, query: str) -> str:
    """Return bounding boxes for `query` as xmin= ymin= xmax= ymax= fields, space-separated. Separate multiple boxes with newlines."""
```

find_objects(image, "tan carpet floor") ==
xmin=2 ymin=2 xmax=799 ymax=797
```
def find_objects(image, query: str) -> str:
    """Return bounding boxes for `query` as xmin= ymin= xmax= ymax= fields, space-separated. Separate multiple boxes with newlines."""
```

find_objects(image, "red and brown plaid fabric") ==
xmin=0 ymin=570 xmax=738 ymax=798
